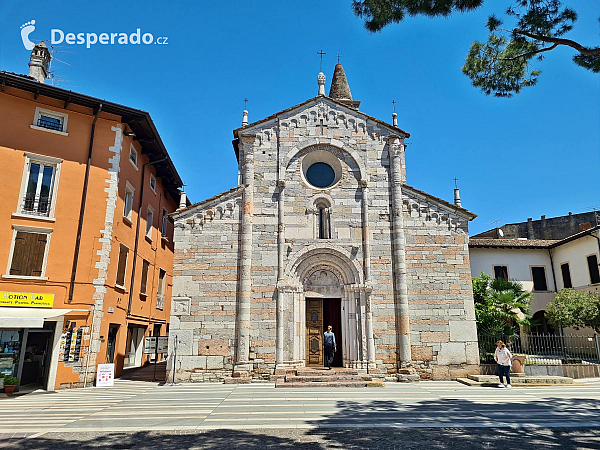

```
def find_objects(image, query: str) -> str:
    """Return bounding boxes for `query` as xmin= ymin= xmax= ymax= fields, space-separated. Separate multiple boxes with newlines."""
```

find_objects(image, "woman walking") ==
xmin=323 ymin=325 xmax=336 ymax=370
xmin=494 ymin=340 xmax=512 ymax=388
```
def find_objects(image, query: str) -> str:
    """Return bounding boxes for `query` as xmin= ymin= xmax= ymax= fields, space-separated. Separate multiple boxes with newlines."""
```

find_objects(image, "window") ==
xmin=19 ymin=157 xmax=60 ymax=218
xmin=156 ymin=269 xmax=166 ymax=310
xmin=115 ymin=244 xmax=129 ymax=288
xmin=7 ymin=227 xmax=52 ymax=278
xmin=129 ymin=145 xmax=138 ymax=169
xmin=588 ymin=254 xmax=600 ymax=284
xmin=145 ymin=206 xmax=154 ymax=240
xmin=32 ymin=107 xmax=68 ymax=134
xmin=531 ymin=266 xmax=548 ymax=291
xmin=161 ymin=208 xmax=169 ymax=238
xmin=493 ymin=265 xmax=508 ymax=281
xmin=149 ymin=174 xmax=156 ymax=193
xmin=314 ymin=200 xmax=331 ymax=239
xmin=306 ymin=162 xmax=335 ymax=188
xmin=123 ymin=182 xmax=135 ymax=222
xmin=140 ymin=260 xmax=149 ymax=296
xmin=561 ymin=263 xmax=573 ymax=289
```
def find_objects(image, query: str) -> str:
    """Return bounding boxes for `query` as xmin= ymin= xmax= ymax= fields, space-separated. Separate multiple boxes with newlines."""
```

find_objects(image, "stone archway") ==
xmin=276 ymin=244 xmax=373 ymax=369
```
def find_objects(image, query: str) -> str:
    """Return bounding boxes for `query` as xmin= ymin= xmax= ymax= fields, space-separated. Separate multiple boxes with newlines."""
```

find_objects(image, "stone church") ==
xmin=168 ymin=63 xmax=479 ymax=382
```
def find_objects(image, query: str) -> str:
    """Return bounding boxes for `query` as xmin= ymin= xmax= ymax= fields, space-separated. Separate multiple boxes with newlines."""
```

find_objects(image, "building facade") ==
xmin=0 ymin=43 xmax=183 ymax=390
xmin=169 ymin=64 xmax=479 ymax=382
xmin=470 ymin=217 xmax=600 ymax=333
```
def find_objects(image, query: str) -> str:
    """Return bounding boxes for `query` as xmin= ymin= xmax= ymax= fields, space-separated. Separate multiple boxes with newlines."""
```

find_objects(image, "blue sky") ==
xmin=1 ymin=0 xmax=598 ymax=235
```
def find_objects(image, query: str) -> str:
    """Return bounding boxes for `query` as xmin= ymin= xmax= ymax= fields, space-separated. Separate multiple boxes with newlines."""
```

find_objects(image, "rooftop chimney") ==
xmin=28 ymin=41 xmax=51 ymax=83
xmin=527 ymin=218 xmax=535 ymax=239
xmin=453 ymin=178 xmax=461 ymax=207
xmin=178 ymin=191 xmax=187 ymax=211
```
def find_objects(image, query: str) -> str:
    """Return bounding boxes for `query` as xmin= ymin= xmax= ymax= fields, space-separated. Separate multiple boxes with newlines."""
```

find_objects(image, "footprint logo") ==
xmin=20 ymin=20 xmax=36 ymax=50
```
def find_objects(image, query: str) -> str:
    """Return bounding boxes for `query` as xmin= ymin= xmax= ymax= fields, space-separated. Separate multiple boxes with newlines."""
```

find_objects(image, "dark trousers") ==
xmin=324 ymin=343 xmax=334 ymax=368
xmin=497 ymin=364 xmax=511 ymax=384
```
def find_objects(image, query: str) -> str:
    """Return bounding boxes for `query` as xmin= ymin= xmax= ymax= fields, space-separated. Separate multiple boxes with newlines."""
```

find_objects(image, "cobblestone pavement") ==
xmin=1 ymin=379 xmax=600 ymax=449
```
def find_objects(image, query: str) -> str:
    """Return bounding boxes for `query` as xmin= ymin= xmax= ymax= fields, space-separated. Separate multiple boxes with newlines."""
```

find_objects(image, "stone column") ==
xmin=360 ymin=180 xmax=376 ymax=367
xmin=236 ymin=135 xmax=254 ymax=371
xmin=276 ymin=180 xmax=285 ymax=366
xmin=388 ymin=135 xmax=411 ymax=366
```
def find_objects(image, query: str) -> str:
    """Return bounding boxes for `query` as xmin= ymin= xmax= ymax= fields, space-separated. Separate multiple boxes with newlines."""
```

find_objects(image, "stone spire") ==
xmin=329 ymin=63 xmax=360 ymax=109
xmin=28 ymin=41 xmax=51 ymax=83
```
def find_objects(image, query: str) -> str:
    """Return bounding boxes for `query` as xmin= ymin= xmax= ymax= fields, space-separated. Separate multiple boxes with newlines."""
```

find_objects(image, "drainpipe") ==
xmin=548 ymin=248 xmax=557 ymax=292
xmin=69 ymin=104 xmax=102 ymax=301
xmin=127 ymin=156 xmax=167 ymax=314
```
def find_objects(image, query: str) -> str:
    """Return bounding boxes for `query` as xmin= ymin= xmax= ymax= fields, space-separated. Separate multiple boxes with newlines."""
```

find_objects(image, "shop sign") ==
xmin=144 ymin=336 xmax=168 ymax=354
xmin=0 ymin=291 xmax=54 ymax=308
xmin=96 ymin=363 xmax=114 ymax=387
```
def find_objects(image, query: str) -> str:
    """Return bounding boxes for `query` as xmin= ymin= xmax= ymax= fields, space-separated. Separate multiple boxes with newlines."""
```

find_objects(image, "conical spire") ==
xmin=328 ymin=63 xmax=360 ymax=109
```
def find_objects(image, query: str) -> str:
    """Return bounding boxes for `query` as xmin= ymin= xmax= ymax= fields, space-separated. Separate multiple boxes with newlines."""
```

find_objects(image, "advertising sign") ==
xmin=96 ymin=363 xmax=114 ymax=387
xmin=0 ymin=291 xmax=54 ymax=308
xmin=144 ymin=336 xmax=168 ymax=354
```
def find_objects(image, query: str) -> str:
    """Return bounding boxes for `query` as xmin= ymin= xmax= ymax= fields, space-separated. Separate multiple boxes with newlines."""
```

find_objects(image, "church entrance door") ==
xmin=305 ymin=298 xmax=342 ymax=367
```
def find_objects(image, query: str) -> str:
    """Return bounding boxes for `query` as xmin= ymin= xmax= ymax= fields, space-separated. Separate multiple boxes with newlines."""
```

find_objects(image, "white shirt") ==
xmin=495 ymin=347 xmax=512 ymax=366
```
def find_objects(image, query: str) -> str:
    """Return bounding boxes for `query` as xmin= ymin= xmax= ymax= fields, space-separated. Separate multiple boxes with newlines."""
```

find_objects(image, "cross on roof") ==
xmin=337 ymin=52 xmax=341 ymax=64
xmin=317 ymin=49 xmax=326 ymax=71
xmin=392 ymin=100 xmax=396 ymax=113
xmin=244 ymin=98 xmax=248 ymax=109
xmin=453 ymin=177 xmax=459 ymax=189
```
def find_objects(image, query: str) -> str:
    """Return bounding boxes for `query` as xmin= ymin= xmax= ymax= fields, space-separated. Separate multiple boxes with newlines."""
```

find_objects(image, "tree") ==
xmin=472 ymin=272 xmax=533 ymax=335
xmin=546 ymin=289 xmax=600 ymax=333
xmin=352 ymin=1 xmax=600 ymax=97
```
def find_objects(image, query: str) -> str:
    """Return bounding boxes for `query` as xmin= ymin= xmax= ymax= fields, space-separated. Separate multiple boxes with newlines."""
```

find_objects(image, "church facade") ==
xmin=168 ymin=64 xmax=479 ymax=382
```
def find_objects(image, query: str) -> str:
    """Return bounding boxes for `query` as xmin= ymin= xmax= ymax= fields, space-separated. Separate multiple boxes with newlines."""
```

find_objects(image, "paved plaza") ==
xmin=2 ymin=379 xmax=600 ymax=448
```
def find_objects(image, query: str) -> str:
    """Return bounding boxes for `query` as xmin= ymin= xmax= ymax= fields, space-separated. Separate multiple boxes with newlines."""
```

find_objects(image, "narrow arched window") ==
xmin=315 ymin=200 xmax=331 ymax=239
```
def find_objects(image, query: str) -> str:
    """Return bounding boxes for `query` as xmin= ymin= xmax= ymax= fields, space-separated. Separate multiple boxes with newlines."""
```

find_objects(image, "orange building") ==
xmin=0 ymin=43 xmax=185 ymax=390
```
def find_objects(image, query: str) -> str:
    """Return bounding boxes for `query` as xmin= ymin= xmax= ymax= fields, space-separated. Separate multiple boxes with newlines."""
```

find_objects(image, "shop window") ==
xmin=561 ymin=263 xmax=573 ymax=289
xmin=8 ymin=228 xmax=52 ymax=278
xmin=123 ymin=182 xmax=135 ymax=222
xmin=140 ymin=259 xmax=149 ymax=297
xmin=493 ymin=265 xmax=508 ymax=281
xmin=115 ymin=244 xmax=129 ymax=289
xmin=156 ymin=269 xmax=166 ymax=310
xmin=588 ymin=254 xmax=600 ymax=284
xmin=531 ymin=266 xmax=548 ymax=291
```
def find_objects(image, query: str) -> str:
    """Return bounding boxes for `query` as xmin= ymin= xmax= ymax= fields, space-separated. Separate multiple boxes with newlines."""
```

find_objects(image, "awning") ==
xmin=0 ymin=308 xmax=89 ymax=329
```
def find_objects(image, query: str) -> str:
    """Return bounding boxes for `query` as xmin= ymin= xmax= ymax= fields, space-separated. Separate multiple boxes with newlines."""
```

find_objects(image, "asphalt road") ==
xmin=1 ymin=379 xmax=600 ymax=449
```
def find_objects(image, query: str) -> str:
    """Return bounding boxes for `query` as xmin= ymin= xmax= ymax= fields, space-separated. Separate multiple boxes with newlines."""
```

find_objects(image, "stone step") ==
xmin=276 ymin=378 xmax=373 ymax=388
xmin=285 ymin=374 xmax=372 ymax=383
xmin=292 ymin=368 xmax=360 ymax=376
xmin=466 ymin=374 xmax=573 ymax=385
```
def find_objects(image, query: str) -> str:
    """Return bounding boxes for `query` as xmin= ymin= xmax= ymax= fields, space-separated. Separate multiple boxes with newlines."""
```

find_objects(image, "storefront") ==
xmin=0 ymin=292 xmax=88 ymax=391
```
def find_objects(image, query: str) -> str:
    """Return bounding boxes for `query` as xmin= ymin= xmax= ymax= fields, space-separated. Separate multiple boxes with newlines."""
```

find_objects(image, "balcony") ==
xmin=21 ymin=194 xmax=52 ymax=217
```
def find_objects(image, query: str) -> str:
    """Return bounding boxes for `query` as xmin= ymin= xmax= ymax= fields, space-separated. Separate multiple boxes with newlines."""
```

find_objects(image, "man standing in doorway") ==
xmin=323 ymin=325 xmax=336 ymax=370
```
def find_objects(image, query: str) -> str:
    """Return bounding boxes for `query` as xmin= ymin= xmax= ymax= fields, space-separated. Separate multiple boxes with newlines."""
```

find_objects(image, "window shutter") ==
xmin=116 ymin=245 xmax=128 ymax=287
xmin=588 ymin=255 xmax=600 ymax=284
xmin=10 ymin=232 xmax=47 ymax=276
xmin=140 ymin=260 xmax=149 ymax=295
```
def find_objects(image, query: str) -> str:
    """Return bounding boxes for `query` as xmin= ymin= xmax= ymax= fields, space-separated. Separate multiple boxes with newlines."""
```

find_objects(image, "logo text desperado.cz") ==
xmin=51 ymin=29 xmax=168 ymax=48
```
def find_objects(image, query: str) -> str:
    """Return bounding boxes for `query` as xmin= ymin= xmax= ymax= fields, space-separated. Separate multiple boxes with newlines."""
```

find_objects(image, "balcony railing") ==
xmin=21 ymin=194 xmax=52 ymax=217
xmin=37 ymin=117 xmax=63 ymax=132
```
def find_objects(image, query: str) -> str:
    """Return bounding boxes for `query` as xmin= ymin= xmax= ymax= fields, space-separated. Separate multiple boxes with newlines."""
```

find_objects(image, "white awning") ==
xmin=0 ymin=308 xmax=89 ymax=329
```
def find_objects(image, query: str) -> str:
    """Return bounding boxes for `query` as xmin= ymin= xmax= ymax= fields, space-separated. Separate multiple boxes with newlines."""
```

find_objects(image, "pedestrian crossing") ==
xmin=0 ymin=379 xmax=599 ymax=434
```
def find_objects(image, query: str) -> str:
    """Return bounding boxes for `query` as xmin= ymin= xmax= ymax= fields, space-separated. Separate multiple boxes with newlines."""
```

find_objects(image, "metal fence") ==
xmin=478 ymin=333 xmax=600 ymax=365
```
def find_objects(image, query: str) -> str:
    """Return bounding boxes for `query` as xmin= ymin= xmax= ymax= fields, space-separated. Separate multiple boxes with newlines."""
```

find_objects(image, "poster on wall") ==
xmin=96 ymin=363 xmax=114 ymax=387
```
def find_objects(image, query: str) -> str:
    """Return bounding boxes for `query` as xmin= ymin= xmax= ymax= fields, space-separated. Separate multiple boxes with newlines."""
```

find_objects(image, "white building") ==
xmin=469 ymin=224 xmax=600 ymax=333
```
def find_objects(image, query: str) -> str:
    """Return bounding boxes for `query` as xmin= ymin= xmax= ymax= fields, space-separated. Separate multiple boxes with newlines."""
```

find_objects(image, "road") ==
xmin=1 ymin=379 xmax=600 ymax=449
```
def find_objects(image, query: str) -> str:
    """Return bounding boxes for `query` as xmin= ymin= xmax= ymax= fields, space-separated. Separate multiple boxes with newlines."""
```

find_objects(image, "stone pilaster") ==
xmin=388 ymin=135 xmax=412 ymax=367
xmin=360 ymin=179 xmax=376 ymax=367
xmin=276 ymin=180 xmax=285 ymax=366
xmin=236 ymin=135 xmax=254 ymax=371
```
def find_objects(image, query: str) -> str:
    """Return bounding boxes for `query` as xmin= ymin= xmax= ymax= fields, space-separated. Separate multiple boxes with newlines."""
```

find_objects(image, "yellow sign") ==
xmin=0 ymin=292 xmax=54 ymax=308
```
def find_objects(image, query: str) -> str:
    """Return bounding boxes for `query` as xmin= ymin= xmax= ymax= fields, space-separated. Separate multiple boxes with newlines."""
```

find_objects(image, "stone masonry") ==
xmin=168 ymin=65 xmax=479 ymax=382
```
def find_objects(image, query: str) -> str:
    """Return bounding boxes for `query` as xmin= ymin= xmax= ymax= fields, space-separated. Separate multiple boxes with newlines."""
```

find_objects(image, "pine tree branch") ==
xmin=514 ymin=29 xmax=600 ymax=56
xmin=500 ymin=42 xmax=559 ymax=61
